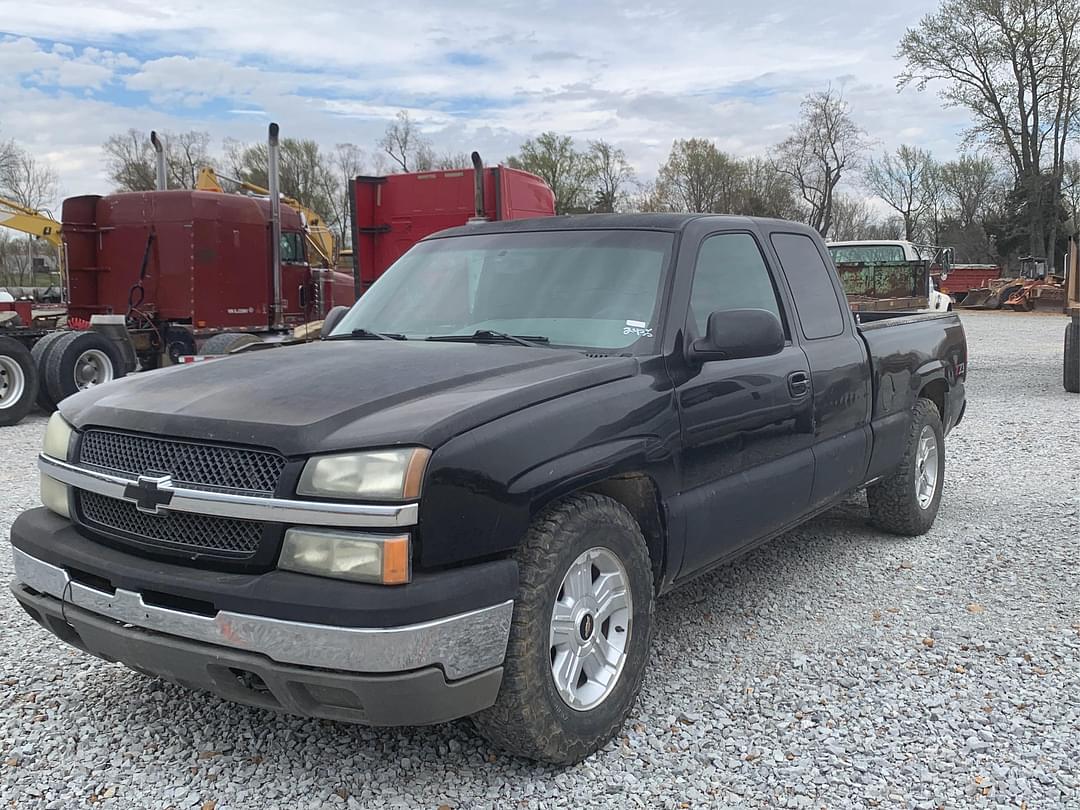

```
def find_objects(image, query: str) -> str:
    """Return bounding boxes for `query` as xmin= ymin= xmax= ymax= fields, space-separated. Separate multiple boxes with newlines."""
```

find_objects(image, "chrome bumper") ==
xmin=12 ymin=548 xmax=513 ymax=681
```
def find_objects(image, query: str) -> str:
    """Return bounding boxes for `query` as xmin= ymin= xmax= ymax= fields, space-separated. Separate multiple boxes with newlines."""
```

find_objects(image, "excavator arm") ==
xmin=0 ymin=196 xmax=62 ymax=250
xmin=195 ymin=167 xmax=335 ymax=266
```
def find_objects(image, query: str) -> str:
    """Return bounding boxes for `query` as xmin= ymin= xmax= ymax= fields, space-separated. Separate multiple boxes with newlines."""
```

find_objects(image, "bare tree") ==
xmin=103 ymin=129 xmax=214 ymax=191
xmin=864 ymin=145 xmax=936 ymax=241
xmin=507 ymin=132 xmax=594 ymax=214
xmin=0 ymin=149 xmax=59 ymax=212
xmin=938 ymin=154 xmax=1002 ymax=228
xmin=379 ymin=111 xmax=434 ymax=173
xmin=777 ymin=87 xmax=867 ymax=237
xmin=1064 ymin=159 xmax=1080 ymax=234
xmin=899 ymin=0 xmax=1080 ymax=259
xmin=165 ymin=131 xmax=212 ymax=190
xmin=736 ymin=157 xmax=801 ymax=219
xmin=0 ymin=137 xmax=17 ymax=185
xmin=322 ymin=143 xmax=368 ymax=249
xmin=585 ymin=140 xmax=635 ymax=213
xmin=0 ymin=147 xmax=60 ymax=284
xmin=829 ymin=194 xmax=881 ymax=241
xmin=103 ymin=130 xmax=157 ymax=191
xmin=432 ymin=152 xmax=472 ymax=170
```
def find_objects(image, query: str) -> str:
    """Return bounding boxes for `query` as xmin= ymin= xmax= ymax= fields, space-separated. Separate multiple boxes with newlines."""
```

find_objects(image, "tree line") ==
xmin=11 ymin=0 xmax=1080 ymax=271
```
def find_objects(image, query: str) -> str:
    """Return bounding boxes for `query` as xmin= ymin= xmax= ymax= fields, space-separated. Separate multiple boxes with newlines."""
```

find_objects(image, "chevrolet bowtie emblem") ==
xmin=123 ymin=473 xmax=174 ymax=515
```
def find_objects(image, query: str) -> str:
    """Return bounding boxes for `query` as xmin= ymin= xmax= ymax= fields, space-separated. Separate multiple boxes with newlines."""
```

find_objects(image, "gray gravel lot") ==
xmin=1 ymin=310 xmax=1078 ymax=809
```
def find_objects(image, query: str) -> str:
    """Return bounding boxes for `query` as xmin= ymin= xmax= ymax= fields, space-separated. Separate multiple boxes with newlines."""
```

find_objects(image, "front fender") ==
xmin=416 ymin=363 xmax=680 ymax=571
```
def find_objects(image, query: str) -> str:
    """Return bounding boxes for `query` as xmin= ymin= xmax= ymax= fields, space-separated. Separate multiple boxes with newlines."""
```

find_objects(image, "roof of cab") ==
xmin=425 ymin=212 xmax=819 ymax=240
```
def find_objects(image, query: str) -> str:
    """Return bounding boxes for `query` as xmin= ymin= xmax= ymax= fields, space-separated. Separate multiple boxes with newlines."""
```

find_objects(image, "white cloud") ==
xmin=0 ymin=0 xmax=975 ymax=210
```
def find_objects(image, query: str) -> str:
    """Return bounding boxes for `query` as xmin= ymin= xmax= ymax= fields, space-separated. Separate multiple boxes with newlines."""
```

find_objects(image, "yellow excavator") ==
xmin=195 ymin=167 xmax=335 ymax=267
xmin=0 ymin=195 xmax=65 ymax=277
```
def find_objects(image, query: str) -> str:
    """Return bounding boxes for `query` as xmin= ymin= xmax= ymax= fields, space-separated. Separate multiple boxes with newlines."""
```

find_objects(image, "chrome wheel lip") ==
xmin=915 ymin=425 xmax=939 ymax=510
xmin=0 ymin=355 xmax=27 ymax=409
xmin=549 ymin=546 xmax=633 ymax=712
xmin=73 ymin=348 xmax=113 ymax=390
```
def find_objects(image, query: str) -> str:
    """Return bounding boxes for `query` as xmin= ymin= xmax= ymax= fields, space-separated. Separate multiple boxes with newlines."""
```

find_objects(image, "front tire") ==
xmin=867 ymin=398 xmax=945 ymax=536
xmin=0 ymin=336 xmax=37 ymax=427
xmin=472 ymin=493 xmax=654 ymax=765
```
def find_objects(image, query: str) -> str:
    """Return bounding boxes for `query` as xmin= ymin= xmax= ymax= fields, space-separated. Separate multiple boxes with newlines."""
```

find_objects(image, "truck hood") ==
xmin=61 ymin=341 xmax=638 ymax=456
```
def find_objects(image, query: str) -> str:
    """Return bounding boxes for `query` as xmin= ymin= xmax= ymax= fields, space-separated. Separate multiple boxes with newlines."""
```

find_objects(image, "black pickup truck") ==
xmin=9 ymin=214 xmax=967 ymax=764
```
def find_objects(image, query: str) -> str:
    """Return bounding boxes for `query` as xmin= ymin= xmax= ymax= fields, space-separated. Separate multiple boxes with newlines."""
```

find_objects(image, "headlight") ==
xmin=40 ymin=413 xmax=74 ymax=518
xmin=297 ymin=448 xmax=431 ymax=500
xmin=43 ymin=412 xmax=74 ymax=460
xmin=279 ymin=527 xmax=410 ymax=584
xmin=40 ymin=475 xmax=70 ymax=519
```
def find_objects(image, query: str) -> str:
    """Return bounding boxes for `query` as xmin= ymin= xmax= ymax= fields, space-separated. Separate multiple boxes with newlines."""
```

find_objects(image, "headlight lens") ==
xmin=40 ymin=475 xmax=70 ymax=519
xmin=297 ymin=448 xmax=431 ymax=500
xmin=43 ymin=412 xmax=73 ymax=460
xmin=279 ymin=528 xmax=410 ymax=584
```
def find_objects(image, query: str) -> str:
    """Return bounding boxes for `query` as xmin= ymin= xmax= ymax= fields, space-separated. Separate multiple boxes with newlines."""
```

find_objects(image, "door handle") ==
xmin=788 ymin=371 xmax=811 ymax=399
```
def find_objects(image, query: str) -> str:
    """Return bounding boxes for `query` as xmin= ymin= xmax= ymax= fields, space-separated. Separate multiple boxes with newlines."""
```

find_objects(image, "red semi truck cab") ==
xmin=349 ymin=162 xmax=556 ymax=294
xmin=62 ymin=190 xmax=355 ymax=334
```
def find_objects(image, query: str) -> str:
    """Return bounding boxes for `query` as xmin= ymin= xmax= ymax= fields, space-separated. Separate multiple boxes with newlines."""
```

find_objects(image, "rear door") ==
xmin=767 ymin=231 xmax=872 ymax=506
xmin=673 ymin=228 xmax=816 ymax=577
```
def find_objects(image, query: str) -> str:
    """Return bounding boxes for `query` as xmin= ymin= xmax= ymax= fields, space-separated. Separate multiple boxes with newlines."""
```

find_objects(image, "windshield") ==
xmin=333 ymin=229 xmax=674 ymax=352
xmin=829 ymin=244 xmax=906 ymax=263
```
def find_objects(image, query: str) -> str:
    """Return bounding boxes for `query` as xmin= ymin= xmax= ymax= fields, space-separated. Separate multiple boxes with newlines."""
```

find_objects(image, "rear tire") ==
xmin=199 ymin=332 xmax=261 ymax=356
xmin=44 ymin=331 xmax=126 ymax=406
xmin=867 ymin=398 xmax=945 ymax=536
xmin=1065 ymin=321 xmax=1079 ymax=394
xmin=30 ymin=331 xmax=69 ymax=412
xmin=471 ymin=493 xmax=654 ymax=765
xmin=0 ymin=336 xmax=37 ymax=427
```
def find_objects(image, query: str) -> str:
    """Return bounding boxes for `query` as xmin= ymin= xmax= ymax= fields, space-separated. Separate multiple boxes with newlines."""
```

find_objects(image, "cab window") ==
xmin=689 ymin=233 xmax=785 ymax=336
xmin=280 ymin=232 xmax=305 ymax=264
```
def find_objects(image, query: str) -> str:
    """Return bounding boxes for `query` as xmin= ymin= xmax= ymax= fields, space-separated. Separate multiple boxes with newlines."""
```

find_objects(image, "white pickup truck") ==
xmin=827 ymin=240 xmax=953 ymax=312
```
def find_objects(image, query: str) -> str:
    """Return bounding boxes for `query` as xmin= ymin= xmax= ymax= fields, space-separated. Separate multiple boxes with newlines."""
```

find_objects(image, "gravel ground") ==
xmin=1 ymin=310 xmax=1077 ymax=809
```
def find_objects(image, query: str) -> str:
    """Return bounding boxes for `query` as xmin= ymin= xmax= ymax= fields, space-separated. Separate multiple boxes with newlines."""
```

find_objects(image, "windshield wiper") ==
xmin=425 ymin=330 xmax=550 ymax=348
xmin=327 ymin=328 xmax=407 ymax=341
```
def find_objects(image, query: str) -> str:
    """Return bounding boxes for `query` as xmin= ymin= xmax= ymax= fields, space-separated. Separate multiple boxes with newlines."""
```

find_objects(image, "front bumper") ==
xmin=9 ymin=510 xmax=518 ymax=725
xmin=14 ymin=582 xmax=503 ymax=725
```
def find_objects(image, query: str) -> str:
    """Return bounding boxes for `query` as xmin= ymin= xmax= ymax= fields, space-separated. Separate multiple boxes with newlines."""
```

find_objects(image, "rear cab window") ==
xmin=770 ymin=233 xmax=847 ymax=340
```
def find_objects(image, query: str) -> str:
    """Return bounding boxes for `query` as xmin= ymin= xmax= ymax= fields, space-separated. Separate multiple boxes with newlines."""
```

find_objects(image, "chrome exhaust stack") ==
xmin=150 ymin=131 xmax=167 ymax=191
xmin=268 ymin=122 xmax=284 ymax=331
xmin=468 ymin=151 xmax=487 ymax=223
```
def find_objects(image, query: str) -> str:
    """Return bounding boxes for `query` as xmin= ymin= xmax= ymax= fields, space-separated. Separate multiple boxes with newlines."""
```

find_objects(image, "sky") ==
xmin=0 ymin=0 xmax=970 ymax=211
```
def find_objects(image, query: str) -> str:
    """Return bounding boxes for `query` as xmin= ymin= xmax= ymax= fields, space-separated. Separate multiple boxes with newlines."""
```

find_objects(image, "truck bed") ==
xmin=856 ymin=309 xmax=967 ymax=484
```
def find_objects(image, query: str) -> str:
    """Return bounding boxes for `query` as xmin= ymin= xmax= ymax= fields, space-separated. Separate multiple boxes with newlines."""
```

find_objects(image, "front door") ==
xmin=674 ymin=231 xmax=815 ymax=578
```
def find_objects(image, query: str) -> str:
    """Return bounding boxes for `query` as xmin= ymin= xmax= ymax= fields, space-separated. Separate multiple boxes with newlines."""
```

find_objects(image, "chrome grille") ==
xmin=79 ymin=429 xmax=285 ymax=495
xmin=80 ymin=491 xmax=263 ymax=556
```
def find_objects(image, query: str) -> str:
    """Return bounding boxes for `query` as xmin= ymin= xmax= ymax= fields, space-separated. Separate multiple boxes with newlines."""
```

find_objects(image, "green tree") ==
xmin=899 ymin=0 xmax=1080 ymax=261
xmin=507 ymin=132 xmax=593 ymax=214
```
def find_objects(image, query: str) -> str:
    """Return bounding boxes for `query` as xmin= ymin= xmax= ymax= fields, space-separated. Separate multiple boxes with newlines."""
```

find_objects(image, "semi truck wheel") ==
xmin=0 ymin=336 xmax=38 ymax=427
xmin=30 ymin=331 xmax=70 ymax=412
xmin=867 ymin=398 xmax=945 ymax=536
xmin=1065 ymin=321 xmax=1079 ymax=394
xmin=472 ymin=493 xmax=654 ymax=765
xmin=44 ymin=332 xmax=126 ymax=406
xmin=199 ymin=332 xmax=262 ymax=356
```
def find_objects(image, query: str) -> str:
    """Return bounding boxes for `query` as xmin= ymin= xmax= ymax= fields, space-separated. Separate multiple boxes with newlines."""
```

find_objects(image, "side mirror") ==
xmin=320 ymin=305 xmax=349 ymax=339
xmin=689 ymin=308 xmax=785 ymax=362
